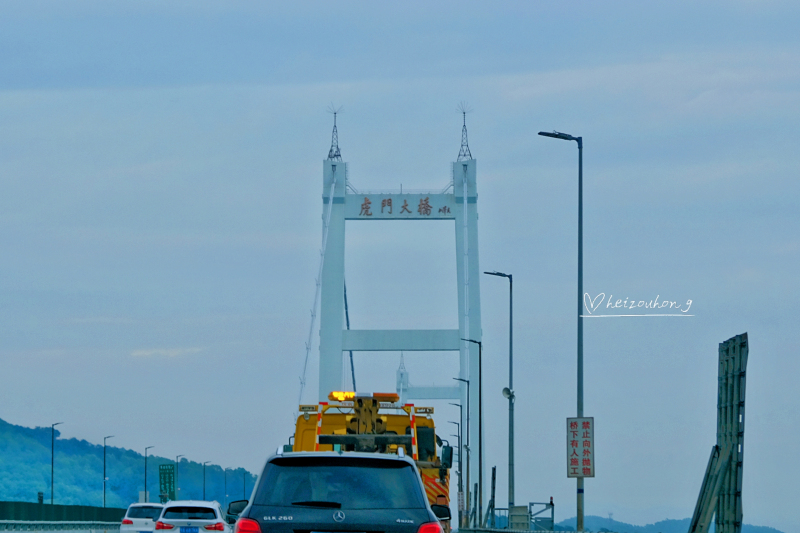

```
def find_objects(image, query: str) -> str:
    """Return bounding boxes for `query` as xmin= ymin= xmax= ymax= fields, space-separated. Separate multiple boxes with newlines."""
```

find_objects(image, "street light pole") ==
xmin=176 ymin=456 xmax=184 ymax=496
xmin=485 ymin=270 xmax=514 ymax=509
xmin=50 ymin=422 xmax=63 ymax=505
xmin=104 ymin=435 xmax=114 ymax=508
xmin=144 ymin=447 xmax=154 ymax=503
xmin=224 ymin=468 xmax=231 ymax=508
xmin=203 ymin=462 xmax=211 ymax=500
xmin=453 ymin=378 xmax=470 ymax=527
xmin=448 ymin=417 xmax=463 ymax=528
xmin=538 ymin=130 xmax=584 ymax=531
xmin=461 ymin=338 xmax=483 ymax=527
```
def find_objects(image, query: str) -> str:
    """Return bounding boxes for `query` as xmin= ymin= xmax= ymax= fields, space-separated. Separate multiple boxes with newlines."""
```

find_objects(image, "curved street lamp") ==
xmin=538 ymin=129 xmax=585 ymax=531
xmin=176 ymin=455 xmax=184 ymax=495
xmin=203 ymin=461 xmax=211 ymax=500
xmin=461 ymin=338 xmax=483 ymax=527
xmin=51 ymin=422 xmax=63 ymax=505
xmin=144 ymin=446 xmax=154 ymax=503
xmin=485 ymin=269 xmax=514 ymax=508
xmin=104 ymin=435 xmax=114 ymax=507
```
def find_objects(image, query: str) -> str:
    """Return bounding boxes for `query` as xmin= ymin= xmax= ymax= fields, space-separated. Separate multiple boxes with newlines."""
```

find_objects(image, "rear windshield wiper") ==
xmin=291 ymin=501 xmax=342 ymax=508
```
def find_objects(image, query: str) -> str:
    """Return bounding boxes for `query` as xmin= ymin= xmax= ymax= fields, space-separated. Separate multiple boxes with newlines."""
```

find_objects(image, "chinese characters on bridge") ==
xmin=567 ymin=417 xmax=594 ymax=478
xmin=360 ymin=197 xmax=372 ymax=216
xmin=356 ymin=196 xmax=450 ymax=217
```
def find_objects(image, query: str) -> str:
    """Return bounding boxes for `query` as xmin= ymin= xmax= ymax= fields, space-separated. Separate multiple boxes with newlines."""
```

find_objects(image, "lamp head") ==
xmin=539 ymin=130 xmax=582 ymax=147
xmin=502 ymin=387 xmax=515 ymax=400
xmin=538 ymin=130 xmax=574 ymax=141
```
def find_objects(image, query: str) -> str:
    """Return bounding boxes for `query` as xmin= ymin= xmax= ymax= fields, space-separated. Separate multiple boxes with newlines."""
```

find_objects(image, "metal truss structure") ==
xmin=689 ymin=333 xmax=748 ymax=533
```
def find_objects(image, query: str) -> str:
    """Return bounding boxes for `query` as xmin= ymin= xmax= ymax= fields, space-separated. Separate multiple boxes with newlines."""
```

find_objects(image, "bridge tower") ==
xmin=309 ymin=113 xmax=483 ymax=519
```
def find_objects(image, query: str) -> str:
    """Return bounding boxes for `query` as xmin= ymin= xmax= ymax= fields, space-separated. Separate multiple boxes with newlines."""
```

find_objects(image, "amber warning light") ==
xmin=327 ymin=391 xmax=400 ymax=402
xmin=329 ymin=391 xmax=356 ymax=401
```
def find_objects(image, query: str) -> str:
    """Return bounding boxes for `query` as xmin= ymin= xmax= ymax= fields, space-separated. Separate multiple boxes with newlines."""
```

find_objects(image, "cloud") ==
xmin=493 ymin=48 xmax=800 ymax=120
xmin=130 ymin=347 xmax=203 ymax=358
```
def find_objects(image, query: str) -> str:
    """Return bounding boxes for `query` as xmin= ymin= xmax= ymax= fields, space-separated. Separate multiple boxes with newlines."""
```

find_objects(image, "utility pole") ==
xmin=50 ymin=422 xmax=63 ymax=505
xmin=224 ymin=468 xmax=230 ymax=508
xmin=485 ymin=270 xmax=514 ymax=509
xmin=539 ymin=130 xmax=585 ymax=531
xmin=454 ymin=377 xmax=470 ymax=527
xmin=462 ymin=338 xmax=483 ymax=527
xmin=203 ymin=462 xmax=211 ymax=500
xmin=103 ymin=435 xmax=114 ymax=507
xmin=176 ymin=456 xmax=184 ymax=496
xmin=144 ymin=447 xmax=154 ymax=503
xmin=449 ymin=416 xmax=463 ymax=527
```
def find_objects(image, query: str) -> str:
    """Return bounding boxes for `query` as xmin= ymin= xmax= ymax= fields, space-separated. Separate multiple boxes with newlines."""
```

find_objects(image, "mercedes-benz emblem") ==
xmin=333 ymin=511 xmax=346 ymax=522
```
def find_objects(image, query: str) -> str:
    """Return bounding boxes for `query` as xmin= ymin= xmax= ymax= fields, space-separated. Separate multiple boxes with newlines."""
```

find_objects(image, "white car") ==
xmin=155 ymin=501 xmax=231 ymax=533
xmin=121 ymin=503 xmax=165 ymax=533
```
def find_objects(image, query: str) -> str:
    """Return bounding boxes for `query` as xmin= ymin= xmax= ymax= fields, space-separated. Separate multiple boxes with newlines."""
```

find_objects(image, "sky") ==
xmin=1 ymin=1 xmax=799 ymax=531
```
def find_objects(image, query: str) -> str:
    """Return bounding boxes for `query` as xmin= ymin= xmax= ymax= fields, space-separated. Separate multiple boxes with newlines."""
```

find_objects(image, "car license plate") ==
xmin=180 ymin=528 xmax=198 ymax=533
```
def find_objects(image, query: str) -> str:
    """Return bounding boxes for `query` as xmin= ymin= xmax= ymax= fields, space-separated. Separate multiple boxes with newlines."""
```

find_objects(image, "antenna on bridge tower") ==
xmin=396 ymin=353 xmax=409 ymax=404
xmin=456 ymin=102 xmax=473 ymax=161
xmin=327 ymin=104 xmax=343 ymax=161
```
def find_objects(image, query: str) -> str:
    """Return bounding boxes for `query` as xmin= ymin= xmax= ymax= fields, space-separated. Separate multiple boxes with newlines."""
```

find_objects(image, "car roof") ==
xmin=162 ymin=500 xmax=221 ymax=508
xmin=269 ymin=451 xmax=417 ymax=465
xmin=128 ymin=503 xmax=164 ymax=507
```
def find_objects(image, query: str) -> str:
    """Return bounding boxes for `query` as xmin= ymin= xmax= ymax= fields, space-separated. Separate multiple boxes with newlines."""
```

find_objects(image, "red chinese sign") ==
xmin=348 ymin=194 xmax=455 ymax=219
xmin=418 ymin=197 xmax=432 ymax=216
xmin=355 ymin=196 xmax=452 ymax=217
xmin=360 ymin=197 xmax=372 ymax=216
xmin=567 ymin=417 xmax=594 ymax=478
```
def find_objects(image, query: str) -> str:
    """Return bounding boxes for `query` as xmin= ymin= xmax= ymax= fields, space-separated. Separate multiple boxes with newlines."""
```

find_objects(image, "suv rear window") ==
xmin=127 ymin=507 xmax=163 ymax=519
xmin=162 ymin=507 xmax=217 ymax=520
xmin=253 ymin=456 xmax=426 ymax=510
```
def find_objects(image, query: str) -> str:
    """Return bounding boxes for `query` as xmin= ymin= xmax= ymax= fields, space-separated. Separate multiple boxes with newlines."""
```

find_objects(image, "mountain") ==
xmin=0 ymin=417 xmax=256 ymax=508
xmin=556 ymin=515 xmax=785 ymax=533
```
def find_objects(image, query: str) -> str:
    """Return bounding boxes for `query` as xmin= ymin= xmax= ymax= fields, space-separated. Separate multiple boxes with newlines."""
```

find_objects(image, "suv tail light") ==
xmin=122 ymin=520 xmax=133 ymax=525
xmin=417 ymin=522 xmax=443 ymax=533
xmin=204 ymin=524 xmax=225 ymax=531
xmin=235 ymin=518 xmax=261 ymax=533
xmin=156 ymin=522 xmax=174 ymax=530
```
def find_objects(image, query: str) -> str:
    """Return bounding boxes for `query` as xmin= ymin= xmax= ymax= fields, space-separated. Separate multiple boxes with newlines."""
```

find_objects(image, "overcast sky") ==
xmin=1 ymin=1 xmax=799 ymax=531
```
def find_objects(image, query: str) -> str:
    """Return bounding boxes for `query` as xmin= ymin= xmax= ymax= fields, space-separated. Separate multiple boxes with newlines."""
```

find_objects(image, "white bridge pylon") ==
xmin=317 ymin=157 xmax=483 ymax=493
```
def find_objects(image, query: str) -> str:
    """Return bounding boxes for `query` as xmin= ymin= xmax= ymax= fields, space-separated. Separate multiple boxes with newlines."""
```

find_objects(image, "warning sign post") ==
xmin=567 ymin=417 xmax=594 ymax=478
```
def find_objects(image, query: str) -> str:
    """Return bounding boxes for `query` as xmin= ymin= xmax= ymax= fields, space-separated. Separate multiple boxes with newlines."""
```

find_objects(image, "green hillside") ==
xmin=0 ymin=417 xmax=256 ymax=508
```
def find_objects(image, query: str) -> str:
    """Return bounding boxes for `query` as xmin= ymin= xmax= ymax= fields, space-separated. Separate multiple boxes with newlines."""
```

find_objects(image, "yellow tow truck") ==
xmin=291 ymin=391 xmax=453 ymax=526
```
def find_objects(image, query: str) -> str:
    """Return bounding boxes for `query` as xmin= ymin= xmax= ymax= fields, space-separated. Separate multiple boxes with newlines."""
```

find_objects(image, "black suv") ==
xmin=228 ymin=452 xmax=445 ymax=533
